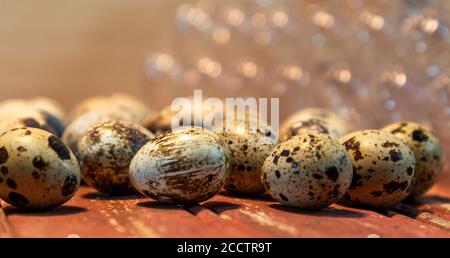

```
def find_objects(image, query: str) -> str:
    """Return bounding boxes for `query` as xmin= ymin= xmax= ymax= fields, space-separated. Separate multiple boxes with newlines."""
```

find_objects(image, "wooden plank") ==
xmin=0 ymin=203 xmax=13 ymax=238
xmin=388 ymin=161 xmax=450 ymax=232
xmin=2 ymin=183 xmax=450 ymax=238
xmin=3 ymin=188 xmax=137 ymax=238
xmin=392 ymin=182 xmax=450 ymax=232
xmin=212 ymin=194 xmax=450 ymax=238
xmin=1 ymin=150 xmax=449 ymax=238
xmin=393 ymin=203 xmax=450 ymax=231
xmin=192 ymin=199 xmax=292 ymax=238
xmin=3 ymin=187 xmax=209 ymax=238
xmin=3 ymin=187 xmax=286 ymax=238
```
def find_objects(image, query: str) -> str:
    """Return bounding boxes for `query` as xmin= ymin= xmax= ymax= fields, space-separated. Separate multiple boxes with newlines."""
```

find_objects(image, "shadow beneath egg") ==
xmin=183 ymin=204 xmax=206 ymax=216
xmin=269 ymin=204 xmax=367 ymax=218
xmin=219 ymin=191 xmax=274 ymax=202
xmin=136 ymin=201 xmax=181 ymax=210
xmin=136 ymin=201 xmax=241 ymax=216
xmin=336 ymin=200 xmax=394 ymax=217
xmin=403 ymin=195 xmax=450 ymax=206
xmin=337 ymin=195 xmax=450 ymax=218
xmin=82 ymin=192 xmax=144 ymax=201
xmin=4 ymin=205 xmax=87 ymax=216
xmin=201 ymin=201 xmax=241 ymax=214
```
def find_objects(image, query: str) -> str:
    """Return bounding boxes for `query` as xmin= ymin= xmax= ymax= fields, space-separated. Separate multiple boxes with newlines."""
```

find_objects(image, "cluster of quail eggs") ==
xmin=0 ymin=97 xmax=79 ymax=210
xmin=0 ymin=94 xmax=156 ymax=210
xmin=0 ymin=93 xmax=445 ymax=212
xmin=265 ymin=109 xmax=444 ymax=209
xmin=0 ymin=94 xmax=230 ymax=210
xmin=137 ymin=103 xmax=444 ymax=210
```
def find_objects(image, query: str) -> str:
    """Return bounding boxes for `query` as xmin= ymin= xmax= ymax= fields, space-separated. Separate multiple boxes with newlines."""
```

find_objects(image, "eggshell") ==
xmin=78 ymin=120 xmax=154 ymax=195
xmin=129 ymin=126 xmax=229 ymax=204
xmin=262 ymin=133 xmax=353 ymax=209
xmin=0 ymin=128 xmax=80 ymax=210
xmin=382 ymin=122 xmax=444 ymax=198
xmin=339 ymin=130 xmax=416 ymax=208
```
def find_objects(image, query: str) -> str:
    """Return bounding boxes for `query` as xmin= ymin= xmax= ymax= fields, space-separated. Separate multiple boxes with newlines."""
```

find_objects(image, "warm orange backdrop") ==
xmin=0 ymin=0 xmax=179 ymax=108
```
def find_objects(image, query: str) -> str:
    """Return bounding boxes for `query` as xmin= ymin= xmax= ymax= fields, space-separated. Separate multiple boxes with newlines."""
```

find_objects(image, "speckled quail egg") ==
xmin=62 ymin=109 xmax=138 ymax=157
xmin=108 ymin=93 xmax=150 ymax=123
xmin=68 ymin=96 xmax=108 ymax=121
xmin=129 ymin=126 xmax=229 ymax=204
xmin=280 ymin=108 xmax=349 ymax=141
xmin=0 ymin=109 xmax=65 ymax=137
xmin=143 ymin=97 xmax=222 ymax=135
xmin=62 ymin=110 xmax=111 ymax=157
xmin=78 ymin=120 xmax=154 ymax=195
xmin=262 ymin=133 xmax=353 ymax=209
xmin=382 ymin=122 xmax=444 ymax=198
xmin=280 ymin=118 xmax=341 ymax=142
xmin=0 ymin=97 xmax=65 ymax=124
xmin=0 ymin=99 xmax=29 ymax=113
xmin=69 ymin=93 xmax=150 ymax=123
xmin=339 ymin=130 xmax=416 ymax=208
xmin=0 ymin=128 xmax=81 ymax=210
xmin=212 ymin=113 xmax=278 ymax=195
xmin=142 ymin=104 xmax=178 ymax=135
xmin=29 ymin=97 xmax=66 ymax=123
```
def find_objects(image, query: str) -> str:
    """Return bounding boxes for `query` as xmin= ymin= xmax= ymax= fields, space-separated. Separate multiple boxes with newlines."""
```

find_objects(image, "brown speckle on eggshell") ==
xmin=69 ymin=93 xmax=150 ymax=124
xmin=78 ymin=120 xmax=154 ymax=195
xmin=280 ymin=118 xmax=341 ymax=142
xmin=339 ymin=130 xmax=416 ymax=208
xmin=280 ymin=108 xmax=349 ymax=141
xmin=382 ymin=122 xmax=444 ymax=198
xmin=0 ymin=128 xmax=81 ymax=210
xmin=262 ymin=133 xmax=353 ymax=209
xmin=142 ymin=97 xmax=223 ymax=135
xmin=62 ymin=110 xmax=132 ymax=157
xmin=0 ymin=109 xmax=65 ymax=137
xmin=213 ymin=113 xmax=278 ymax=195
xmin=129 ymin=126 xmax=229 ymax=204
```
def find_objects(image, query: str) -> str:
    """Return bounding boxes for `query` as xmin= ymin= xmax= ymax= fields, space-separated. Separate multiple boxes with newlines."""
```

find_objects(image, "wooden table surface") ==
xmin=1 ymin=163 xmax=449 ymax=238
xmin=0 ymin=0 xmax=449 ymax=238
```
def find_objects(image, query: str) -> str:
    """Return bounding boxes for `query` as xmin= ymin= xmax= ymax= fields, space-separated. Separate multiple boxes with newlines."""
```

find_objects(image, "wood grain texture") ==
xmin=0 ymin=143 xmax=449 ymax=238
xmin=1 ymin=177 xmax=449 ymax=238
xmin=0 ymin=203 xmax=12 ymax=237
xmin=0 ymin=0 xmax=449 ymax=238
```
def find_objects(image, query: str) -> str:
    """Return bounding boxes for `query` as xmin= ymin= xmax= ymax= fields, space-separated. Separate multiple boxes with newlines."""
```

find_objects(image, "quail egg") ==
xmin=142 ymin=96 xmax=223 ymax=135
xmin=129 ymin=126 xmax=229 ymax=204
xmin=212 ymin=113 xmax=278 ymax=195
xmin=78 ymin=120 xmax=154 ymax=195
xmin=62 ymin=109 xmax=137 ymax=157
xmin=108 ymin=93 xmax=150 ymax=123
xmin=280 ymin=118 xmax=341 ymax=142
xmin=68 ymin=96 xmax=108 ymax=121
xmin=29 ymin=97 xmax=66 ymax=123
xmin=142 ymin=104 xmax=179 ymax=135
xmin=0 ymin=97 xmax=65 ymax=124
xmin=262 ymin=133 xmax=353 ymax=209
xmin=69 ymin=93 xmax=150 ymax=123
xmin=0 ymin=109 xmax=65 ymax=137
xmin=0 ymin=128 xmax=81 ymax=210
xmin=382 ymin=122 xmax=444 ymax=198
xmin=339 ymin=130 xmax=416 ymax=208
xmin=0 ymin=99 xmax=30 ymax=115
xmin=280 ymin=108 xmax=349 ymax=141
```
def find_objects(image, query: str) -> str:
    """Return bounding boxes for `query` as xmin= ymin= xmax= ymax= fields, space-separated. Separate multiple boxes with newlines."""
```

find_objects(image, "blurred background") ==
xmin=0 ymin=0 xmax=178 ymax=106
xmin=0 ymin=0 xmax=449 ymax=139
